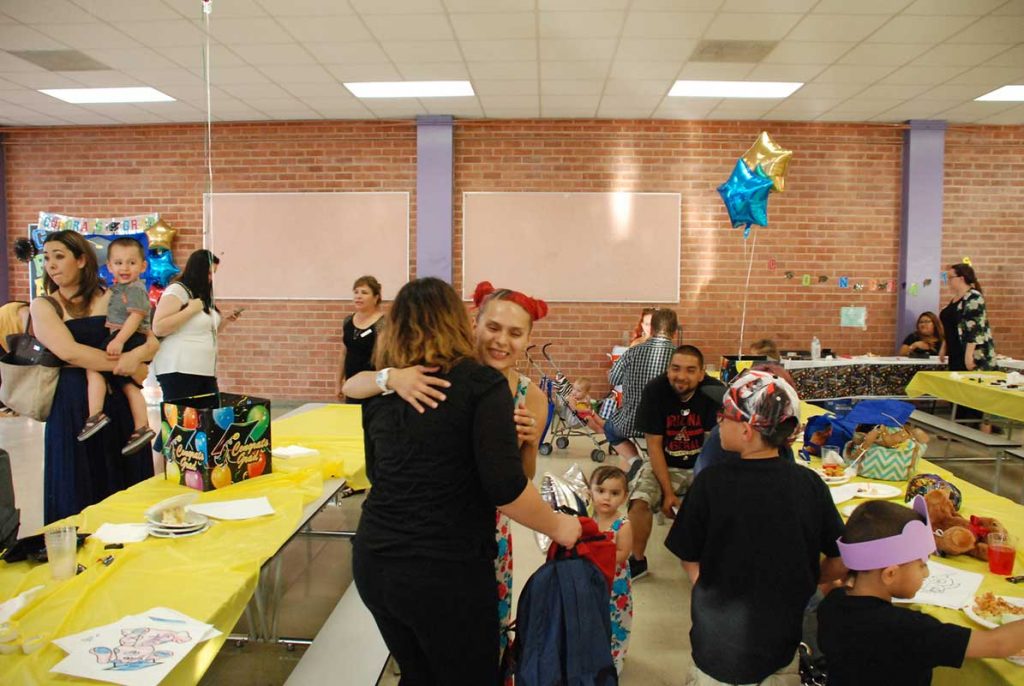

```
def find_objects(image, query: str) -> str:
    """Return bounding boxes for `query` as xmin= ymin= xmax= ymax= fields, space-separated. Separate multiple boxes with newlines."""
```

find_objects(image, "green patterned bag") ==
xmin=856 ymin=426 xmax=922 ymax=481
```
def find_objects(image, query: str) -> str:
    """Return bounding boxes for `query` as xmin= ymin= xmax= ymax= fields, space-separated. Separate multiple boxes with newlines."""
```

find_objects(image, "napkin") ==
xmin=92 ymin=523 xmax=150 ymax=544
xmin=188 ymin=497 xmax=275 ymax=521
xmin=271 ymin=444 xmax=319 ymax=458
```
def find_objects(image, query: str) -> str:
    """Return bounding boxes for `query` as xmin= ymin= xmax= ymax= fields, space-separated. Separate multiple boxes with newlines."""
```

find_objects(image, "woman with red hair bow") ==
xmin=344 ymin=280 xmax=550 ymax=656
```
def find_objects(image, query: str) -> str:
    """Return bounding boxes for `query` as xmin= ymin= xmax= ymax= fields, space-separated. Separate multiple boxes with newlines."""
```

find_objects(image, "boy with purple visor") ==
xmin=819 ymin=498 xmax=1024 ymax=685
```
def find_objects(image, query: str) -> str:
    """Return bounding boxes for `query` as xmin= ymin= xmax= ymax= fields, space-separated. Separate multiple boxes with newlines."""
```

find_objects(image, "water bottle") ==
xmin=811 ymin=336 xmax=821 ymax=360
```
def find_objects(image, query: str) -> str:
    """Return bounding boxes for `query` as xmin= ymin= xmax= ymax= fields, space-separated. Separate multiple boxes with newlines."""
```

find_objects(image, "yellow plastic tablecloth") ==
xmin=270 ymin=403 xmax=367 ymax=490
xmin=906 ymin=371 xmax=1024 ymax=424
xmin=0 ymin=405 xmax=364 ymax=685
xmin=824 ymin=458 xmax=1024 ymax=685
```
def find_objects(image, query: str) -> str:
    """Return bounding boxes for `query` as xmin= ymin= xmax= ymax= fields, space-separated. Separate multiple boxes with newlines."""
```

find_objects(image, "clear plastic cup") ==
xmin=44 ymin=526 xmax=77 ymax=581
xmin=988 ymin=532 xmax=1016 ymax=576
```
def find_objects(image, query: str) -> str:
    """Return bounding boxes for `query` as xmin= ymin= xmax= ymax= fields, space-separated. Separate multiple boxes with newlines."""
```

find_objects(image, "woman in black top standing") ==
xmin=353 ymin=277 xmax=581 ymax=685
xmin=940 ymin=263 xmax=997 ymax=429
xmin=336 ymin=275 xmax=384 ymax=403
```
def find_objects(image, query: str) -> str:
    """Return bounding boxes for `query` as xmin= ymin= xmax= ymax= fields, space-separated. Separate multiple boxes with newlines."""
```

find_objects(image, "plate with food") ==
xmin=964 ymin=592 xmax=1024 ymax=630
xmin=852 ymin=483 xmax=902 ymax=500
xmin=814 ymin=464 xmax=852 ymax=484
xmin=148 ymin=522 xmax=211 ymax=539
xmin=144 ymin=493 xmax=205 ymax=529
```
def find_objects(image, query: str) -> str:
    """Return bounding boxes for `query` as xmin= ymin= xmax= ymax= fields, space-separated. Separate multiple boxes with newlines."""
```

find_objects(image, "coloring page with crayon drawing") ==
xmin=893 ymin=560 xmax=984 ymax=611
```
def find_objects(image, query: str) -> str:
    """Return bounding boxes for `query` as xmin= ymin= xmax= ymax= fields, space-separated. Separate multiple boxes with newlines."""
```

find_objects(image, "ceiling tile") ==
xmin=935 ymin=100 xmax=1017 ymax=122
xmin=478 ymin=94 xmax=540 ymax=109
xmin=230 ymin=43 xmax=315 ymax=66
xmin=43 ymin=23 xmax=142 ymax=50
xmin=746 ymin=63 xmax=826 ymax=81
xmin=722 ymin=0 xmax=815 ymax=10
xmin=879 ymin=64 xmax=968 ymax=85
xmin=395 ymin=62 xmax=471 ymax=79
xmin=203 ymin=17 xmax=293 ymax=44
xmin=326 ymin=64 xmax=403 ymax=81
xmin=948 ymin=16 xmax=1024 ymax=44
xmin=789 ymin=82 xmax=867 ymax=98
xmin=540 ymin=60 xmax=610 ymax=79
xmin=444 ymin=0 xmax=534 ymax=10
xmin=350 ymin=0 xmax=445 ymax=13
xmin=61 ymin=70 xmax=143 ymax=87
xmin=540 ymin=39 xmax=617 ymax=61
xmin=866 ymin=15 xmax=976 ymax=43
xmin=540 ymin=79 xmax=605 ymax=95
xmin=0 ymin=24 xmax=68 ymax=50
xmin=821 ymin=98 xmax=904 ymax=114
xmin=764 ymin=41 xmax=855 ymax=65
xmin=616 ymin=38 xmax=697 ymax=61
xmin=622 ymin=11 xmax=715 ymax=38
xmin=602 ymin=79 xmax=671 ymax=96
xmin=76 ymin=0 xmax=183 ymax=21
xmin=856 ymin=83 xmax=930 ymax=99
xmin=483 ymin=106 xmax=542 ymax=118
xmin=946 ymin=65 xmax=1024 ymax=87
xmin=468 ymin=61 xmax=537 ymax=79
xmin=787 ymin=15 xmax=889 ymax=42
xmin=541 ymin=94 xmax=600 ymax=109
xmin=977 ymin=104 xmax=1024 ymax=124
xmin=115 ymin=67 xmax=206 ymax=86
xmin=302 ymin=99 xmax=373 ymax=118
xmin=652 ymin=99 xmax=719 ymax=119
xmin=992 ymin=0 xmax=1024 ymax=14
xmin=255 ymin=0 xmax=354 ymax=15
xmin=381 ymin=41 xmax=463 ymax=62
xmin=917 ymin=83 xmax=990 ymax=98
xmin=598 ymin=93 xmax=662 ymax=107
xmin=363 ymin=13 xmax=454 ymax=41
xmin=709 ymin=102 xmax=774 ymax=118
xmin=284 ymin=81 xmax=346 ymax=97
xmin=305 ymin=42 xmax=390 ymax=64
xmin=986 ymin=45 xmax=1024 ymax=68
xmin=159 ymin=45 xmax=248 ymax=69
xmin=276 ymin=16 xmax=373 ymax=42
xmin=766 ymin=97 xmax=845 ymax=116
xmin=838 ymin=43 xmax=929 ymax=66
xmin=0 ymin=52 xmax=48 ymax=72
xmin=163 ymin=0 xmax=268 ymax=18
xmin=258 ymin=64 xmax=337 ymax=83
xmin=608 ymin=60 xmax=683 ymax=79
xmin=540 ymin=0 xmax=629 ymax=9
xmin=220 ymin=81 xmax=291 ymax=99
xmin=703 ymin=13 xmax=802 ymax=40
xmin=633 ymin=0 xmax=724 ymax=9
xmin=676 ymin=61 xmax=755 ymax=79
xmin=202 ymin=65 xmax=269 ymax=84
xmin=911 ymin=43 xmax=1008 ymax=67
xmin=82 ymin=47 xmax=184 ymax=71
xmin=541 ymin=104 xmax=599 ymax=117
xmin=596 ymin=105 xmax=659 ymax=118
xmin=450 ymin=13 xmax=536 ymax=40
xmin=420 ymin=97 xmax=483 ymax=116
xmin=903 ymin=0 xmax=1003 ymax=14
xmin=460 ymin=39 xmax=536 ymax=62
xmin=361 ymin=99 xmax=428 ymax=117
xmin=113 ymin=19 xmax=206 ymax=47
xmin=812 ymin=0 xmax=913 ymax=12
xmin=2 ymin=0 xmax=95 ymax=24
xmin=539 ymin=11 xmax=625 ymax=38
xmin=813 ymin=64 xmax=896 ymax=83
xmin=472 ymin=79 xmax=538 ymax=95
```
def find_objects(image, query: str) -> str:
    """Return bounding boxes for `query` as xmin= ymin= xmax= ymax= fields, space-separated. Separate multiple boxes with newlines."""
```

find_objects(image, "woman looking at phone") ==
xmin=152 ymin=249 xmax=239 ymax=401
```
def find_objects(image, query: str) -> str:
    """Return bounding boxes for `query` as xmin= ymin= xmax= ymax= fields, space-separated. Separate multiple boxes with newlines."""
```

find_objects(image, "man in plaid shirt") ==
xmin=606 ymin=308 xmax=678 ymax=475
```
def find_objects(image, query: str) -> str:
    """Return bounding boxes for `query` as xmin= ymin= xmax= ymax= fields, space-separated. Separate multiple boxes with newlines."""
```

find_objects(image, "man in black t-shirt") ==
xmin=666 ymin=370 xmax=846 ymax=685
xmin=626 ymin=345 xmax=722 ymax=581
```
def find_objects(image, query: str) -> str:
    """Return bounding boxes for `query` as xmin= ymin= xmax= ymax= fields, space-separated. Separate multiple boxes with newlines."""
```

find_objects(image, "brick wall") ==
xmin=943 ymin=126 xmax=1024 ymax=362
xmin=4 ymin=119 xmax=1022 ymax=401
xmin=3 ymin=121 xmax=417 ymax=400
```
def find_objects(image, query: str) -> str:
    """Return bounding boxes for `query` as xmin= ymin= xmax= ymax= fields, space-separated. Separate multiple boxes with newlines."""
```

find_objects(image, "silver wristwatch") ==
xmin=376 ymin=368 xmax=395 ymax=395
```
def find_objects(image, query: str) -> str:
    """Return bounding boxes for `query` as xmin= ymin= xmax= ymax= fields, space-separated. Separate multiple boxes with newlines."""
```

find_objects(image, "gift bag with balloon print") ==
xmin=160 ymin=393 xmax=272 ymax=491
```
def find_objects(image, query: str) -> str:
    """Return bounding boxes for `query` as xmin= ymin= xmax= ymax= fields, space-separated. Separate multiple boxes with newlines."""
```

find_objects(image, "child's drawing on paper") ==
xmin=90 ymin=627 xmax=191 ymax=671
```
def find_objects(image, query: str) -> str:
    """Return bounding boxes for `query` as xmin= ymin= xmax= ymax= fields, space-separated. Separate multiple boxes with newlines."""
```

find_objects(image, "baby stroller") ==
xmin=526 ymin=344 xmax=609 ymax=463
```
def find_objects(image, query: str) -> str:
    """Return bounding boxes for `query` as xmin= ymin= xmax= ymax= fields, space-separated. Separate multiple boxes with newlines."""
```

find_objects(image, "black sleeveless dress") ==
xmin=343 ymin=315 xmax=382 ymax=405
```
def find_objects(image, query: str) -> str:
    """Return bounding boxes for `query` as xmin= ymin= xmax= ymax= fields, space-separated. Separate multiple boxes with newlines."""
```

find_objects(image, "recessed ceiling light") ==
xmin=39 ymin=87 xmax=175 ymax=104
xmin=668 ymin=80 xmax=803 ymax=99
xmin=343 ymin=81 xmax=475 ymax=98
xmin=975 ymin=85 xmax=1024 ymax=102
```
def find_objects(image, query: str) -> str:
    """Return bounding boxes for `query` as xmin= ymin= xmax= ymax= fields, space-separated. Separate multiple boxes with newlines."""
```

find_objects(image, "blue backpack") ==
xmin=509 ymin=554 xmax=618 ymax=686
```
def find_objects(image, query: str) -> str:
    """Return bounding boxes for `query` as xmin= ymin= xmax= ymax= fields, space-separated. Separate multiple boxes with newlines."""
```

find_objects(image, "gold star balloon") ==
xmin=145 ymin=218 xmax=176 ymax=252
xmin=742 ymin=131 xmax=793 ymax=192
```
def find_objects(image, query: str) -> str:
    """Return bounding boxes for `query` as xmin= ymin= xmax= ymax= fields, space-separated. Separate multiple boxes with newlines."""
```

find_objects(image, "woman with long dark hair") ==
xmin=939 ymin=264 xmax=995 ymax=372
xmin=899 ymin=311 xmax=943 ymax=357
xmin=31 ymin=231 xmax=158 ymax=522
xmin=151 ymin=250 xmax=240 ymax=401
xmin=352 ymin=277 xmax=580 ymax=685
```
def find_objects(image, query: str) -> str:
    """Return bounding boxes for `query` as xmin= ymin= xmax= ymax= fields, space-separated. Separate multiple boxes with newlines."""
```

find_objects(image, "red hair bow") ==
xmin=473 ymin=280 xmax=548 ymax=322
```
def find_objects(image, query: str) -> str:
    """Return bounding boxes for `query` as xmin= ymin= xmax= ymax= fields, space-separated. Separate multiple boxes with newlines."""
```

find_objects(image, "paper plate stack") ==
xmin=144 ymin=494 xmax=211 ymax=538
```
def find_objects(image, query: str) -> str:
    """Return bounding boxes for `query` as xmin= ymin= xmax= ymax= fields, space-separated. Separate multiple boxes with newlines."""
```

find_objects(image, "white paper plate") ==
xmin=146 ymin=510 xmax=208 ymax=529
xmin=853 ymin=483 xmax=903 ymax=500
xmin=144 ymin=493 xmax=199 ymax=521
xmin=148 ymin=522 xmax=211 ymax=539
xmin=814 ymin=468 xmax=852 ymax=485
xmin=963 ymin=595 xmax=1024 ymax=630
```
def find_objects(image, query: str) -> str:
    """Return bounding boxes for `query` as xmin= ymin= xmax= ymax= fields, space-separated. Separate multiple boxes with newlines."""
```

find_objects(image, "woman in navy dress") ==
xmin=31 ymin=231 xmax=159 ymax=523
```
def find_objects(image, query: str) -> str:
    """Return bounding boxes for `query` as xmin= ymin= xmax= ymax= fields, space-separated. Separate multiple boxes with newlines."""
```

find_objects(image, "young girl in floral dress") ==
xmin=589 ymin=465 xmax=633 ymax=673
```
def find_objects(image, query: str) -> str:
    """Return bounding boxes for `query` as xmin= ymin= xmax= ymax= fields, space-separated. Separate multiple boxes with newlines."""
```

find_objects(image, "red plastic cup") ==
xmin=988 ymin=533 xmax=1016 ymax=576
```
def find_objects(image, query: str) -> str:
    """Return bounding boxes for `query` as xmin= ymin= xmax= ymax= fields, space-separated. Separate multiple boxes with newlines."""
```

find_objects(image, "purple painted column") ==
xmin=0 ymin=133 xmax=8 ymax=302
xmin=897 ymin=120 xmax=946 ymax=352
xmin=416 ymin=115 xmax=453 ymax=283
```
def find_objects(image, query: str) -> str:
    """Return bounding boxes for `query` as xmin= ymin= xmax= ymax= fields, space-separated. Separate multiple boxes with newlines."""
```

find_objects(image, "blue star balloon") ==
xmin=717 ymin=158 xmax=774 ymax=233
xmin=148 ymin=248 xmax=181 ymax=287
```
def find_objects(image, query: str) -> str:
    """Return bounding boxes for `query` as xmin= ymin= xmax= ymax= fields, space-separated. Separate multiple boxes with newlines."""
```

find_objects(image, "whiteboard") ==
xmin=462 ymin=192 xmax=680 ymax=303
xmin=205 ymin=192 xmax=409 ymax=300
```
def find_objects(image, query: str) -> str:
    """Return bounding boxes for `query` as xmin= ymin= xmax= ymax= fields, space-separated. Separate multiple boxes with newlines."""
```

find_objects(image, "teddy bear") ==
xmin=924 ymin=488 xmax=1006 ymax=561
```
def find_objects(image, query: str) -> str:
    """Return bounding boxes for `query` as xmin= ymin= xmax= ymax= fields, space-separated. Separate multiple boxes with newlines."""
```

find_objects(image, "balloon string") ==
xmin=737 ymin=229 xmax=757 ymax=358
xmin=201 ymin=0 xmax=219 ymax=389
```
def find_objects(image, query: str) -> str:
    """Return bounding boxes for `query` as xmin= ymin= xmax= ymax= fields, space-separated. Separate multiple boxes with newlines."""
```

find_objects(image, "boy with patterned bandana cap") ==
xmin=666 ymin=370 xmax=846 ymax=686
xmin=819 ymin=498 xmax=1024 ymax=685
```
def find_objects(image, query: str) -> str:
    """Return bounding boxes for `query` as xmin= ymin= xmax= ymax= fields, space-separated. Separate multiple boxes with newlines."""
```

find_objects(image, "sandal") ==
xmin=122 ymin=427 xmax=156 ymax=455
xmin=78 ymin=413 xmax=111 ymax=442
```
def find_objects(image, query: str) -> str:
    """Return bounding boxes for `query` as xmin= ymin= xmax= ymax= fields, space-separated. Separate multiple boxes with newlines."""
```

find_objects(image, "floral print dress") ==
xmin=496 ymin=373 xmax=531 ymax=654
xmin=609 ymin=516 xmax=633 ymax=673
xmin=957 ymin=289 xmax=996 ymax=370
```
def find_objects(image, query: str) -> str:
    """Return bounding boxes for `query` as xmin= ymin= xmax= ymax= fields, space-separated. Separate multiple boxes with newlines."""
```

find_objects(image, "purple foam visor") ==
xmin=836 ymin=495 xmax=936 ymax=571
